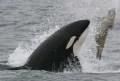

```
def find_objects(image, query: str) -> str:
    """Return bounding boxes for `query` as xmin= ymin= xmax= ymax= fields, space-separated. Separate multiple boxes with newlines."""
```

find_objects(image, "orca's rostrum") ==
xmin=9 ymin=20 xmax=90 ymax=71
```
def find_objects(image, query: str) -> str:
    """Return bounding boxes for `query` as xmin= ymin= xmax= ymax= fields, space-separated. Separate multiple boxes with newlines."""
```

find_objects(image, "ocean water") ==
xmin=0 ymin=0 xmax=120 ymax=81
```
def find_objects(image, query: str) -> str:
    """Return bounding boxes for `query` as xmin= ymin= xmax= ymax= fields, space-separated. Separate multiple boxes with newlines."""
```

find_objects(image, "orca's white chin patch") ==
xmin=73 ymin=27 xmax=89 ymax=57
xmin=66 ymin=36 xmax=76 ymax=49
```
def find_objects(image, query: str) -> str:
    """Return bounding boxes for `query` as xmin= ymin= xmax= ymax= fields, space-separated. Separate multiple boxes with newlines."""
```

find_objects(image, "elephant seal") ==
xmin=95 ymin=8 xmax=116 ymax=60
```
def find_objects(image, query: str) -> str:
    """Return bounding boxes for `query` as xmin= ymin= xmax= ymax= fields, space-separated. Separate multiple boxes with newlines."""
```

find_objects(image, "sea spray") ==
xmin=7 ymin=26 xmax=60 ymax=67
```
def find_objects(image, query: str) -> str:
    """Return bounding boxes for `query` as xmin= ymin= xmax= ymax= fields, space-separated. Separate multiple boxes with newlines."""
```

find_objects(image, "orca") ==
xmin=8 ymin=20 xmax=90 ymax=71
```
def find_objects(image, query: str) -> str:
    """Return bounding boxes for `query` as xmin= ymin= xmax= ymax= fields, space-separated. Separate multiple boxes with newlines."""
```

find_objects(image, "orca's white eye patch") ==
xmin=66 ymin=36 xmax=76 ymax=49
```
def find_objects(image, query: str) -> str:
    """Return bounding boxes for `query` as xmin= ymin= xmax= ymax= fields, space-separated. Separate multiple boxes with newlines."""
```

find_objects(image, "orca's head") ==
xmin=64 ymin=20 xmax=90 ymax=38
xmin=65 ymin=20 xmax=90 ymax=54
xmin=65 ymin=20 xmax=90 ymax=49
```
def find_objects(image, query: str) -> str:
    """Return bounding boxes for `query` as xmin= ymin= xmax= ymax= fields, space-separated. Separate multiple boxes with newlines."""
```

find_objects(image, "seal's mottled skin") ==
xmin=95 ymin=8 xmax=116 ymax=60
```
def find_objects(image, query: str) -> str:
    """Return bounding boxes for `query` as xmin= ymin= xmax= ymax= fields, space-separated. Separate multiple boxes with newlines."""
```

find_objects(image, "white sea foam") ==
xmin=7 ymin=26 xmax=59 ymax=67
xmin=78 ymin=18 xmax=120 ymax=73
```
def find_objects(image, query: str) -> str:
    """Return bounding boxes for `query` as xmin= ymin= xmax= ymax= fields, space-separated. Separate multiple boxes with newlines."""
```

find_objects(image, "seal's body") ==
xmin=95 ymin=8 xmax=116 ymax=60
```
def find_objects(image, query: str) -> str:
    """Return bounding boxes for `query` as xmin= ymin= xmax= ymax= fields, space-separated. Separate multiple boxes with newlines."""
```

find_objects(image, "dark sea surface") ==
xmin=0 ymin=0 xmax=120 ymax=81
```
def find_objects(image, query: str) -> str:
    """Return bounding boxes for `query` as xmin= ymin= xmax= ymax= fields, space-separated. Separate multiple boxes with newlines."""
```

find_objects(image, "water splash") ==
xmin=78 ymin=18 xmax=120 ymax=73
xmin=7 ymin=26 xmax=60 ymax=67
